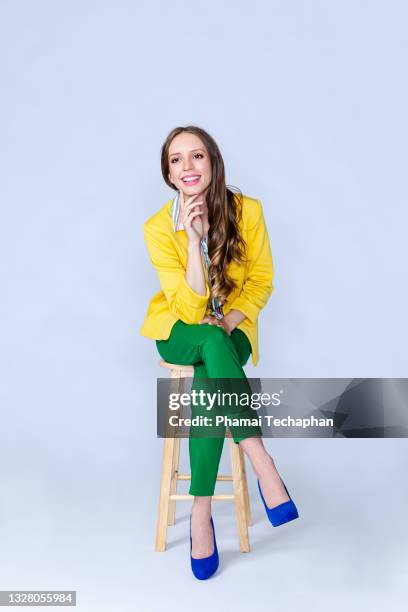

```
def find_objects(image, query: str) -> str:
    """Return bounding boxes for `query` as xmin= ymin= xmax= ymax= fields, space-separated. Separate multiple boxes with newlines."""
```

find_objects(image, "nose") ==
xmin=182 ymin=157 xmax=193 ymax=172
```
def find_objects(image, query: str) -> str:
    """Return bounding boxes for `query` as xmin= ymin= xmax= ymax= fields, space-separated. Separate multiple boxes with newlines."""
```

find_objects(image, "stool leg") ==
xmin=167 ymin=370 xmax=185 ymax=526
xmin=229 ymin=439 xmax=250 ymax=553
xmin=167 ymin=437 xmax=180 ymax=526
xmin=155 ymin=437 xmax=175 ymax=552
xmin=239 ymin=446 xmax=252 ymax=526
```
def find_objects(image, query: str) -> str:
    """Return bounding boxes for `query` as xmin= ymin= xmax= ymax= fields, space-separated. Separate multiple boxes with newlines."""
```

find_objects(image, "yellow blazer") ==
xmin=139 ymin=194 xmax=274 ymax=366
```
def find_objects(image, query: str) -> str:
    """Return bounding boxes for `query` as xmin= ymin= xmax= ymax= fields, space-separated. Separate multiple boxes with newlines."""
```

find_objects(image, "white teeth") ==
xmin=182 ymin=176 xmax=200 ymax=182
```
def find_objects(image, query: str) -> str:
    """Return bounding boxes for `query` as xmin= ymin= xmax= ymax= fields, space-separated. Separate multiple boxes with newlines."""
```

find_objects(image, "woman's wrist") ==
xmin=223 ymin=309 xmax=246 ymax=333
xmin=188 ymin=240 xmax=201 ymax=251
xmin=221 ymin=317 xmax=235 ymax=334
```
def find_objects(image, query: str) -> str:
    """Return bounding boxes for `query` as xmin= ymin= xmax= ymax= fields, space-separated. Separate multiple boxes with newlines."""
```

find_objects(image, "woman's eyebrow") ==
xmin=169 ymin=148 xmax=205 ymax=156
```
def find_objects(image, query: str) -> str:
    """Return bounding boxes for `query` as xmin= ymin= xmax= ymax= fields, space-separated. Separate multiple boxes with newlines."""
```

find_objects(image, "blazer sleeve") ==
xmin=228 ymin=199 xmax=274 ymax=326
xmin=143 ymin=222 xmax=210 ymax=324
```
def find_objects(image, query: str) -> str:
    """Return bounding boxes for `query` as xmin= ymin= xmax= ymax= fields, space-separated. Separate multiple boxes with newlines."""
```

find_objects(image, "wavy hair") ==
xmin=160 ymin=125 xmax=249 ymax=307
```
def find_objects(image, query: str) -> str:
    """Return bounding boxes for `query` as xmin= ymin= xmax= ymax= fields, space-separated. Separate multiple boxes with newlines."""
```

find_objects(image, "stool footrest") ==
xmin=169 ymin=494 xmax=235 ymax=501
xmin=177 ymin=474 xmax=232 ymax=482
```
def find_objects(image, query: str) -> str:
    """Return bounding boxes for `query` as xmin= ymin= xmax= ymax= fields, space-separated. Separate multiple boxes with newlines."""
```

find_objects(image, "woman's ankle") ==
xmin=252 ymin=452 xmax=276 ymax=479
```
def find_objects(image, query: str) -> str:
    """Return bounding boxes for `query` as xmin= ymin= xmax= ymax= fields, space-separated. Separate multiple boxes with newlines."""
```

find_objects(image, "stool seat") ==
xmin=158 ymin=359 xmax=194 ymax=376
xmin=155 ymin=359 xmax=252 ymax=552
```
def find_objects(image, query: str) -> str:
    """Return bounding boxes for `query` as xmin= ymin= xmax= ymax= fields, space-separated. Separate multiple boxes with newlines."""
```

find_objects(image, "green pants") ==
xmin=156 ymin=320 xmax=263 ymax=496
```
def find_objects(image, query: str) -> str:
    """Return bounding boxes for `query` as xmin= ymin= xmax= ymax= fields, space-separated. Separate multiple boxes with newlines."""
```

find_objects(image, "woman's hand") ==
xmin=198 ymin=315 xmax=233 ymax=336
xmin=180 ymin=190 xmax=206 ymax=244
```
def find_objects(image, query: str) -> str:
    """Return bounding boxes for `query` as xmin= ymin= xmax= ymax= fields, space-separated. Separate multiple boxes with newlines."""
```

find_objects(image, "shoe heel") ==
xmin=190 ymin=514 xmax=219 ymax=580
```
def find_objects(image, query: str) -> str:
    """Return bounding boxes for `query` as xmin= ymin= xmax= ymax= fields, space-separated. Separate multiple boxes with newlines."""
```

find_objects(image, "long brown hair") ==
xmin=160 ymin=125 xmax=248 ymax=307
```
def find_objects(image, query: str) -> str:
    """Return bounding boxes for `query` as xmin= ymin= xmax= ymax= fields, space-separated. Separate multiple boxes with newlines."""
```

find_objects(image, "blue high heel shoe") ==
xmin=258 ymin=478 xmax=299 ymax=526
xmin=190 ymin=514 xmax=219 ymax=580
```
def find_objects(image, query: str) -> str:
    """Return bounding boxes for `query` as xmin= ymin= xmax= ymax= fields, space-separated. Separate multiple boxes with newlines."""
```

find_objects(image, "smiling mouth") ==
xmin=181 ymin=175 xmax=201 ymax=184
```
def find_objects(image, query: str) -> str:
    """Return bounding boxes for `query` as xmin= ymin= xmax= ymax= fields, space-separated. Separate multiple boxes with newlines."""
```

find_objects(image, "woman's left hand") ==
xmin=198 ymin=315 xmax=233 ymax=336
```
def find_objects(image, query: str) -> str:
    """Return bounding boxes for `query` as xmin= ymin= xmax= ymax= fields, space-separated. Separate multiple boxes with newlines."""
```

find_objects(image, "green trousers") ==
xmin=156 ymin=319 xmax=263 ymax=496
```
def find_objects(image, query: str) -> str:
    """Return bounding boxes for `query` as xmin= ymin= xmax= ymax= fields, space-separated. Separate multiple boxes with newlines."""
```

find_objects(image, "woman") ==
xmin=140 ymin=125 xmax=299 ymax=580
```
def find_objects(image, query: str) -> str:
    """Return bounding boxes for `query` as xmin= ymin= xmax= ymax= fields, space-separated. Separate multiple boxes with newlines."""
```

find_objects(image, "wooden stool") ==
xmin=155 ymin=359 xmax=252 ymax=553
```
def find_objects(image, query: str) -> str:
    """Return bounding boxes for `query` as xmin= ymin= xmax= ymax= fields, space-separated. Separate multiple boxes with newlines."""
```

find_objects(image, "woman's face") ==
xmin=167 ymin=132 xmax=212 ymax=200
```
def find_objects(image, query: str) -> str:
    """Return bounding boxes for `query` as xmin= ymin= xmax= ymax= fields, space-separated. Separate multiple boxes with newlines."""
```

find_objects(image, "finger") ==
xmin=185 ymin=193 xmax=202 ymax=206
xmin=182 ymin=194 xmax=201 ymax=214
xmin=184 ymin=212 xmax=203 ymax=226
xmin=184 ymin=211 xmax=203 ymax=226
xmin=185 ymin=200 xmax=204 ymax=215
xmin=182 ymin=202 xmax=203 ymax=222
xmin=185 ymin=206 xmax=204 ymax=218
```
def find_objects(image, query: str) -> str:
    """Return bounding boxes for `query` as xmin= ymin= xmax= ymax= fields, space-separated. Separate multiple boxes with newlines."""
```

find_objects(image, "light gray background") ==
xmin=1 ymin=1 xmax=407 ymax=610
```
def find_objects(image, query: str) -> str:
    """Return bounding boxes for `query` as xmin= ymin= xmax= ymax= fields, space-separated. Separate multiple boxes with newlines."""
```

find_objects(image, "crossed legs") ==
xmin=156 ymin=320 xmax=289 ymax=558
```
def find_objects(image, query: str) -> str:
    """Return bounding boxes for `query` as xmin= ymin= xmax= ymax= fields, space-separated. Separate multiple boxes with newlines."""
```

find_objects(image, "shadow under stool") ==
xmin=155 ymin=359 xmax=252 ymax=553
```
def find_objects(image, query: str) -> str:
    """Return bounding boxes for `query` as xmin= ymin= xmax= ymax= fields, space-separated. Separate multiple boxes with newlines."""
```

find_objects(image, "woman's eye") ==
xmin=170 ymin=153 xmax=203 ymax=164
